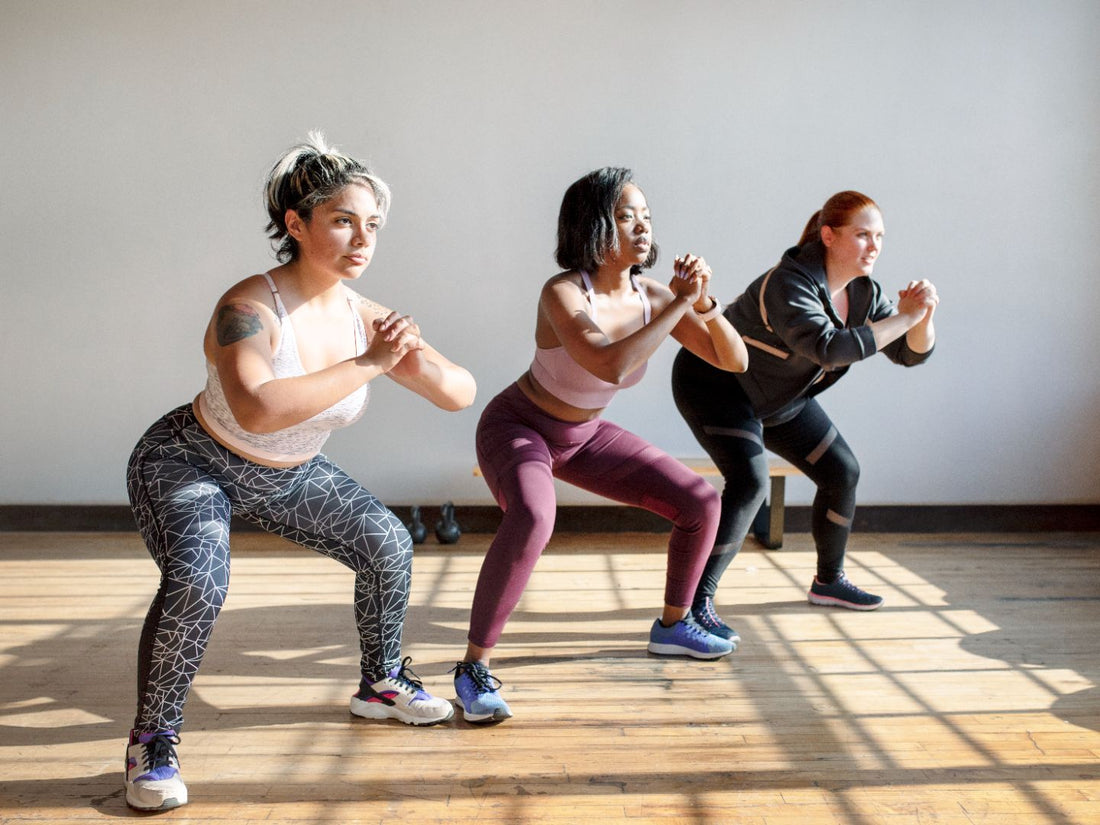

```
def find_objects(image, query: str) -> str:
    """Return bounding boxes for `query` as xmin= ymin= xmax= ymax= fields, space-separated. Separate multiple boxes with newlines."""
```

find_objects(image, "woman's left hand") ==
xmin=670 ymin=254 xmax=709 ymax=307
xmin=373 ymin=311 xmax=425 ymax=356
xmin=898 ymin=279 xmax=939 ymax=323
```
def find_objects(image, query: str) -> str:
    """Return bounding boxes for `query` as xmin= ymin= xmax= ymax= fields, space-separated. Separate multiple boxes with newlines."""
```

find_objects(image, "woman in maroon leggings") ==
xmin=452 ymin=167 xmax=748 ymax=722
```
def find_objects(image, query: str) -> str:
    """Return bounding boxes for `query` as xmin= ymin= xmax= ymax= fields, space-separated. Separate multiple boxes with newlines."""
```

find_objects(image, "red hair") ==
xmin=798 ymin=191 xmax=879 ymax=246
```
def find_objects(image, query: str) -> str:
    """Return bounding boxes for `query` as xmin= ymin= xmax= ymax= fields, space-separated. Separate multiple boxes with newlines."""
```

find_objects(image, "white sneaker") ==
xmin=124 ymin=729 xmax=188 ymax=810
xmin=350 ymin=657 xmax=454 ymax=726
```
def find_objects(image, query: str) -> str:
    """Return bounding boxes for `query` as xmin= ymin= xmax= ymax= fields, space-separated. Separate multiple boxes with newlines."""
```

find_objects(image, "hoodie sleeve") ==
xmin=765 ymin=268 xmax=879 ymax=370
xmin=867 ymin=279 xmax=935 ymax=367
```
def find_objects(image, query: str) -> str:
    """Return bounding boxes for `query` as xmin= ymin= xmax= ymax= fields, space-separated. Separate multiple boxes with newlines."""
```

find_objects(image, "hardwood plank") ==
xmin=1 ymin=530 xmax=1098 ymax=824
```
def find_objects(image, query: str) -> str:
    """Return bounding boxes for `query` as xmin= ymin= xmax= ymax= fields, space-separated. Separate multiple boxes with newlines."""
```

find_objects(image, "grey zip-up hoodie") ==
xmin=726 ymin=239 xmax=932 ymax=420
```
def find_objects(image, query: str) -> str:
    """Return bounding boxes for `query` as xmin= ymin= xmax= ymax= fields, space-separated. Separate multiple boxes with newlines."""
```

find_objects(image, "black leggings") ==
xmin=671 ymin=349 xmax=860 ymax=597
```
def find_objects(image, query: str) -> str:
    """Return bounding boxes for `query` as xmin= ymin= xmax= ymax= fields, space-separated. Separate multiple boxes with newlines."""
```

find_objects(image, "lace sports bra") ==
xmin=197 ymin=272 xmax=369 ymax=464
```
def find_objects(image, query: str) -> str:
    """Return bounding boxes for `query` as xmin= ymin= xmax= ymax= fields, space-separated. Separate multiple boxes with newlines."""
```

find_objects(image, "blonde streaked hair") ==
xmin=263 ymin=131 xmax=392 ymax=262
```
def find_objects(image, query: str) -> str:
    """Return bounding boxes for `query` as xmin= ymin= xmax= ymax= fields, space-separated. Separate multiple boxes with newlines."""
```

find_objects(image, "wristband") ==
xmin=697 ymin=297 xmax=723 ymax=323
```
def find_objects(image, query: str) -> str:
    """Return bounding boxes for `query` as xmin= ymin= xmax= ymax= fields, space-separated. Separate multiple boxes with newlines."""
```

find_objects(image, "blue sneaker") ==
xmin=452 ymin=661 xmax=512 ymax=723
xmin=691 ymin=596 xmax=741 ymax=646
xmin=350 ymin=657 xmax=455 ymax=725
xmin=124 ymin=729 xmax=188 ymax=811
xmin=808 ymin=573 xmax=884 ymax=611
xmin=647 ymin=614 xmax=734 ymax=659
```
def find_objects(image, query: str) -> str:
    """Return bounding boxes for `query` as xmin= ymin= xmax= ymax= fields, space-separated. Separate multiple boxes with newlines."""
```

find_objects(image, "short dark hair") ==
xmin=554 ymin=167 xmax=659 ymax=274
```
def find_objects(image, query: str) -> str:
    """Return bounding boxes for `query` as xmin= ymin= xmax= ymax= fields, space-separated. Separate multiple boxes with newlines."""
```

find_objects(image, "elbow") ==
xmin=437 ymin=374 xmax=478 ymax=412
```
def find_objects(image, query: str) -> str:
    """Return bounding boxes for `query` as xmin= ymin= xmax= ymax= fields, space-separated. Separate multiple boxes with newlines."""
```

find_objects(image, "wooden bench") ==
xmin=473 ymin=457 xmax=802 ymax=549
xmin=677 ymin=458 xmax=803 ymax=550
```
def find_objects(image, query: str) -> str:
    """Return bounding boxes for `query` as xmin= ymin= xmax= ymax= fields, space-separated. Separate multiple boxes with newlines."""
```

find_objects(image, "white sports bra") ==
xmin=197 ymin=273 xmax=369 ymax=464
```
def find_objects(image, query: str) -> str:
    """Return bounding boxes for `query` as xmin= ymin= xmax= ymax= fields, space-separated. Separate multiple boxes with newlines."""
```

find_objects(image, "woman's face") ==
xmin=607 ymin=183 xmax=652 ymax=269
xmin=821 ymin=205 xmax=884 ymax=279
xmin=289 ymin=183 xmax=381 ymax=277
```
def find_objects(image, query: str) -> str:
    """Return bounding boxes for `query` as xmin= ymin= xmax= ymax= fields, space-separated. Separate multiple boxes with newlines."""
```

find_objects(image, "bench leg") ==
xmin=751 ymin=476 xmax=786 ymax=549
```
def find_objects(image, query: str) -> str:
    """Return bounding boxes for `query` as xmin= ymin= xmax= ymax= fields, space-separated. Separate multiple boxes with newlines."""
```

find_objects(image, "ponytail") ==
xmin=797 ymin=210 xmax=823 ymax=246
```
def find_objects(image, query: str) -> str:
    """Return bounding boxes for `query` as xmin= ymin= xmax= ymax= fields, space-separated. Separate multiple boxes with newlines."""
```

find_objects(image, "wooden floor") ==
xmin=1 ymin=530 xmax=1098 ymax=824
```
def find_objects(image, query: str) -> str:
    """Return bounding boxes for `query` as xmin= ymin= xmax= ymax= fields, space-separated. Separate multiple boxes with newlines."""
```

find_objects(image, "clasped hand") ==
xmin=896 ymin=279 xmax=939 ymax=322
xmin=367 ymin=310 xmax=424 ymax=371
xmin=670 ymin=254 xmax=713 ymax=311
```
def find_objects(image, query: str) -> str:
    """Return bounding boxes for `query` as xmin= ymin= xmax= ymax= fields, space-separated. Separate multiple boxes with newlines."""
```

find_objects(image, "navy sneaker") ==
xmin=452 ymin=661 xmax=512 ymax=723
xmin=808 ymin=573 xmax=884 ymax=611
xmin=350 ymin=656 xmax=454 ymax=725
xmin=647 ymin=614 xmax=734 ymax=659
xmin=691 ymin=596 xmax=741 ymax=646
xmin=124 ymin=729 xmax=188 ymax=811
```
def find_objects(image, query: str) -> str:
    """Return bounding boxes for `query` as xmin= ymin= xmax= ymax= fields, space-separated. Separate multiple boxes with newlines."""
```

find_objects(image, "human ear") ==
xmin=819 ymin=225 xmax=835 ymax=248
xmin=285 ymin=209 xmax=305 ymax=240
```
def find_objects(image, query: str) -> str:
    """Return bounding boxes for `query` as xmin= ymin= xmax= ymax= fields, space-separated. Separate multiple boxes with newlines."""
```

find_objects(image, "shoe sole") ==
xmin=350 ymin=698 xmax=455 ymax=726
xmin=456 ymin=702 xmax=513 ymax=724
xmin=807 ymin=592 xmax=883 ymax=611
xmin=647 ymin=641 xmax=732 ymax=659
xmin=125 ymin=790 xmax=187 ymax=811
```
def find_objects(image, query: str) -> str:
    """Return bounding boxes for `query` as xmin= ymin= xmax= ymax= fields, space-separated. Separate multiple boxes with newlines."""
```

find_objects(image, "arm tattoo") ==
xmin=216 ymin=303 xmax=262 ymax=346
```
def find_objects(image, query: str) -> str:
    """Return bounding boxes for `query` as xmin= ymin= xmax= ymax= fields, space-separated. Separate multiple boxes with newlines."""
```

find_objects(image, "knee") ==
xmin=830 ymin=453 xmax=860 ymax=493
xmin=348 ymin=511 xmax=413 ymax=573
xmin=504 ymin=499 xmax=556 ymax=547
xmin=722 ymin=462 xmax=769 ymax=508
xmin=674 ymin=475 xmax=722 ymax=532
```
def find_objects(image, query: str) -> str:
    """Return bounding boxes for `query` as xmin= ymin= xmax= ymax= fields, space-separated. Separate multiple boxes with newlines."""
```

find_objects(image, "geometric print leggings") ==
xmin=126 ymin=403 xmax=413 ymax=734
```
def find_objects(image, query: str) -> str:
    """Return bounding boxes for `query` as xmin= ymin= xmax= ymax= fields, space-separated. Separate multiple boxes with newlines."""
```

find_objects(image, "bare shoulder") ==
xmin=207 ymin=274 xmax=278 ymax=351
xmin=542 ymin=270 xmax=585 ymax=300
xmin=636 ymin=273 xmax=673 ymax=308
xmin=346 ymin=287 xmax=392 ymax=324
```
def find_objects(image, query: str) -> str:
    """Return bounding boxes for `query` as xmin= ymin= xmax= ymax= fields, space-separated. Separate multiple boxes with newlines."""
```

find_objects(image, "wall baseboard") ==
xmin=2 ymin=504 xmax=1098 ymax=534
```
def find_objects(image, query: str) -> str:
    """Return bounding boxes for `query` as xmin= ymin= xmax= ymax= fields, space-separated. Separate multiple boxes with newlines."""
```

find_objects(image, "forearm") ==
xmin=233 ymin=357 xmax=384 ymax=433
xmin=590 ymin=296 xmax=694 ymax=383
xmin=905 ymin=316 xmax=935 ymax=354
xmin=704 ymin=315 xmax=749 ymax=372
xmin=868 ymin=311 xmax=923 ymax=352
xmin=387 ymin=346 xmax=477 ymax=410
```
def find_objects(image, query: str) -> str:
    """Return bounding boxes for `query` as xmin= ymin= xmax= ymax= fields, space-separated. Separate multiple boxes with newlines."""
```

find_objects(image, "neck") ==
xmin=824 ymin=258 xmax=857 ymax=296
xmin=272 ymin=260 xmax=347 ymax=306
xmin=592 ymin=263 xmax=634 ymax=293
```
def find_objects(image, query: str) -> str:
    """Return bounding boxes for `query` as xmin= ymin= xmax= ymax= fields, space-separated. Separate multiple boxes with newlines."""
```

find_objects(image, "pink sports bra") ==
xmin=529 ymin=271 xmax=652 ymax=409
xmin=197 ymin=272 xmax=369 ymax=464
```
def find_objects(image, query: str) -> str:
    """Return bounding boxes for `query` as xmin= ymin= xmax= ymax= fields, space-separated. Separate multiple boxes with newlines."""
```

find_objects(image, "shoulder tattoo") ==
xmin=216 ymin=303 xmax=262 ymax=346
xmin=355 ymin=293 xmax=388 ymax=321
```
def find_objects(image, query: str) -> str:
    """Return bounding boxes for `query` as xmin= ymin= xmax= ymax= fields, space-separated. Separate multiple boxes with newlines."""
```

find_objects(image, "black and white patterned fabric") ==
xmin=126 ymin=404 xmax=412 ymax=733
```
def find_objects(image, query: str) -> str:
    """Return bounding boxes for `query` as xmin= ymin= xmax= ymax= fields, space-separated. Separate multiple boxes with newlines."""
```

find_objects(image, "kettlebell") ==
xmin=435 ymin=501 xmax=462 ymax=544
xmin=406 ymin=505 xmax=428 ymax=544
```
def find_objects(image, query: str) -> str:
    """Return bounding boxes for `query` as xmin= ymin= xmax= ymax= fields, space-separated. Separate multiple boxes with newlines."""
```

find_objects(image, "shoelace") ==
xmin=139 ymin=733 xmax=181 ymax=771
xmin=390 ymin=656 xmax=427 ymax=693
xmin=696 ymin=597 xmax=723 ymax=628
xmin=452 ymin=661 xmax=503 ymax=695
xmin=680 ymin=616 xmax=711 ymax=641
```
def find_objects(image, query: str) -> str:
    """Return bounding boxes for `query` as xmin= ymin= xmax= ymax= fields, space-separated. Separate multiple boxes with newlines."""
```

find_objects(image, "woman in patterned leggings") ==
xmin=123 ymin=133 xmax=476 ymax=811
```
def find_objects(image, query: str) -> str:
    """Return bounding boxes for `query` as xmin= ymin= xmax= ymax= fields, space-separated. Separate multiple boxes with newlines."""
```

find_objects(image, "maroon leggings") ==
xmin=469 ymin=383 xmax=720 ymax=649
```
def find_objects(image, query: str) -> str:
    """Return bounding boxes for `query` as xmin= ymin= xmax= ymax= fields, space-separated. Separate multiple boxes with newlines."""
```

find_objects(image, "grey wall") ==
xmin=2 ymin=0 xmax=1098 ymax=507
